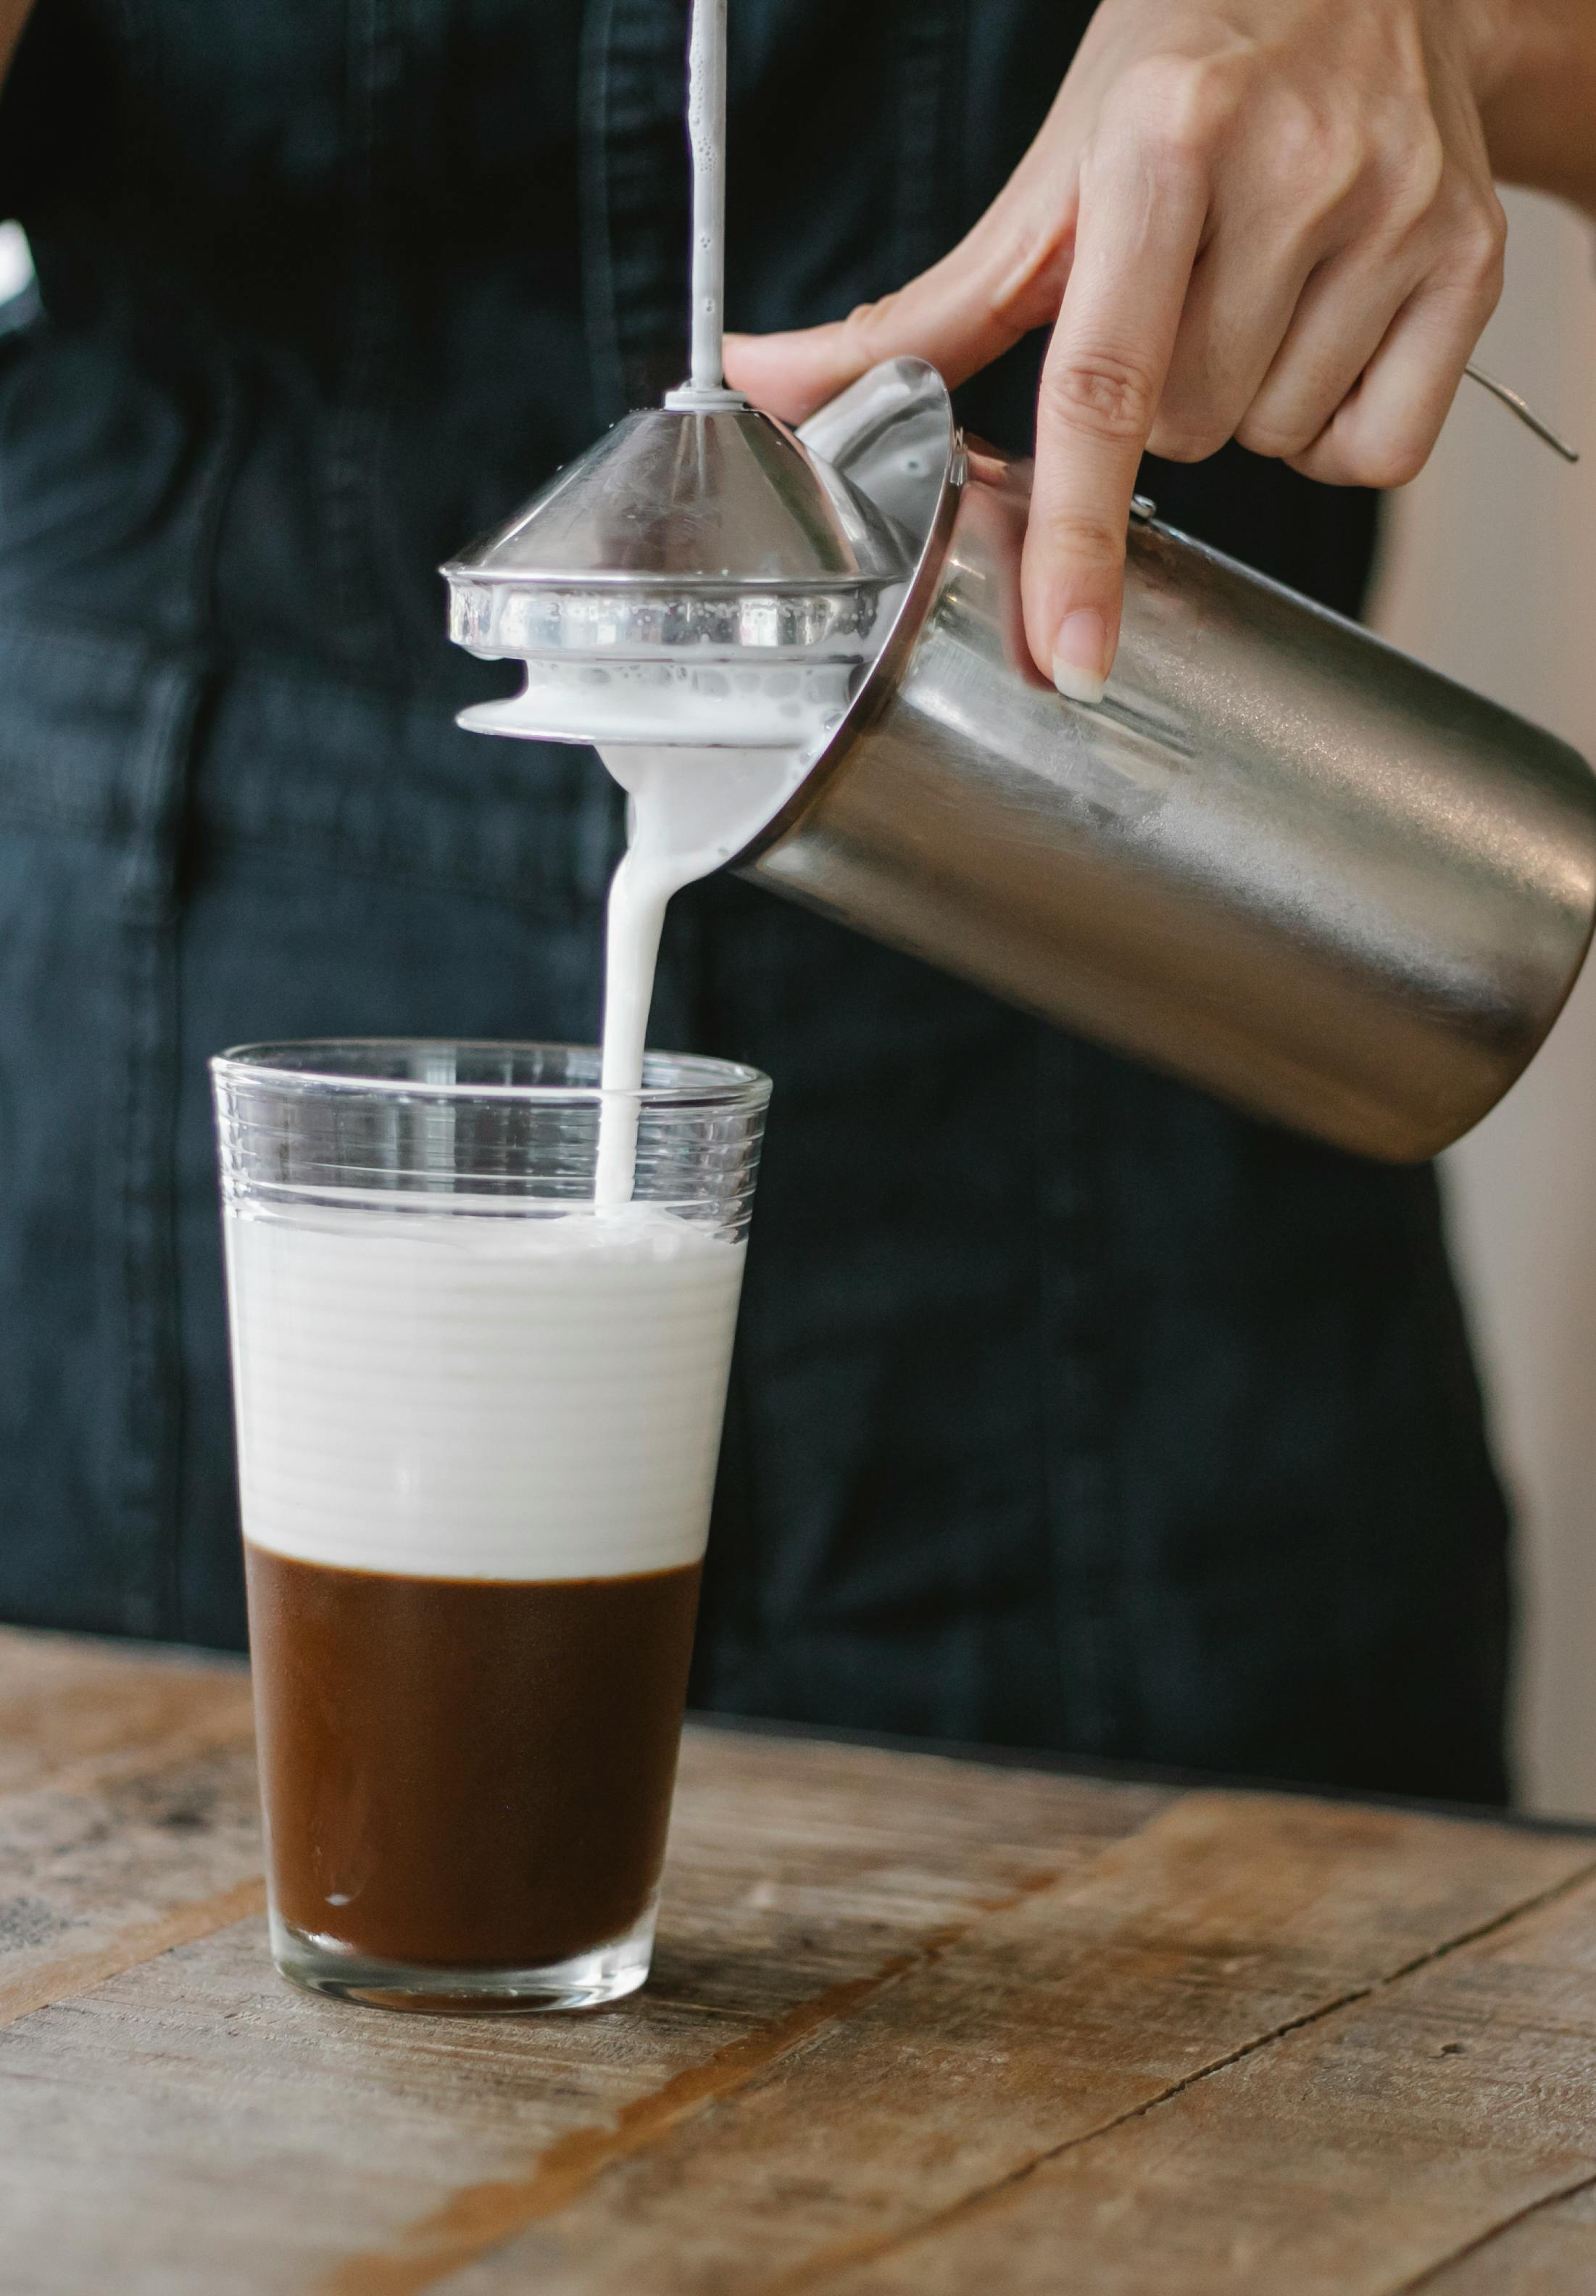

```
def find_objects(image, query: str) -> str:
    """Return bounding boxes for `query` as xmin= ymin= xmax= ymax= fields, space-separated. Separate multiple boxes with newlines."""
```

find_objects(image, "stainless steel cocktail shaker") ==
xmin=446 ymin=352 xmax=1596 ymax=1165
xmin=735 ymin=359 xmax=1596 ymax=1163
xmin=445 ymin=0 xmax=1593 ymax=1164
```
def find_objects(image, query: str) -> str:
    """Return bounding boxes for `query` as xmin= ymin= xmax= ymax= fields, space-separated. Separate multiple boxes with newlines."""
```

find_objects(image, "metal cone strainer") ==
xmin=443 ymin=0 xmax=910 ymax=751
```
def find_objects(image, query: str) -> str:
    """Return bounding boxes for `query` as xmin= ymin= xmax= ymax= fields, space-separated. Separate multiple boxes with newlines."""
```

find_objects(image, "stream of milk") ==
xmin=576 ymin=0 xmax=867 ymax=1206
xmin=592 ymin=739 xmax=812 ymax=1206
xmin=582 ymin=0 xmax=792 ymax=1206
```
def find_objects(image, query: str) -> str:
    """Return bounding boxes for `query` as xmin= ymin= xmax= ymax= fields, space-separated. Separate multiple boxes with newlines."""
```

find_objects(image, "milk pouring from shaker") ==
xmin=443 ymin=2 xmax=1596 ymax=1167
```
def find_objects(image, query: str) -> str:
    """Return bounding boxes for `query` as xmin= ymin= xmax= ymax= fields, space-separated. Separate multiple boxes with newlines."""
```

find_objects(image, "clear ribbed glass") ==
xmin=212 ymin=1041 xmax=768 ymax=2014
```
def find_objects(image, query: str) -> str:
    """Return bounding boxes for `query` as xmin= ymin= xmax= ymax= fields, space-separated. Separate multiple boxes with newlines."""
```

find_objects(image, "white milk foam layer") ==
xmin=227 ymin=1200 xmax=746 ymax=1582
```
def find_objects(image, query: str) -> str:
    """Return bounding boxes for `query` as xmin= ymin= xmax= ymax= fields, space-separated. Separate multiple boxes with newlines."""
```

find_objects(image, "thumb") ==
xmin=723 ymin=320 xmax=873 ymax=426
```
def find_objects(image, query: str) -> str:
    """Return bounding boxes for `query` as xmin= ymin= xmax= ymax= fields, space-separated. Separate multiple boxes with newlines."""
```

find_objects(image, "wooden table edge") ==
xmin=7 ymin=1619 xmax=1593 ymax=1839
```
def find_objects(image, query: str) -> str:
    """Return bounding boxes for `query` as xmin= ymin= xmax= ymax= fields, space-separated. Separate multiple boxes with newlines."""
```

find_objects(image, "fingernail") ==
xmin=1051 ymin=610 xmax=1109 ymax=706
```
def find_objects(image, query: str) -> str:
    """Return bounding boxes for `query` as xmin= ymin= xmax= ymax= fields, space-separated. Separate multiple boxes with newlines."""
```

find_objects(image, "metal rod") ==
xmin=1464 ymin=361 xmax=1581 ymax=464
xmin=686 ymin=0 xmax=728 ymax=394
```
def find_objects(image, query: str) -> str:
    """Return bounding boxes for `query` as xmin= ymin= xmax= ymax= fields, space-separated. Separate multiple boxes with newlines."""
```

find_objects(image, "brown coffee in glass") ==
xmin=213 ymin=1040 xmax=767 ymax=2012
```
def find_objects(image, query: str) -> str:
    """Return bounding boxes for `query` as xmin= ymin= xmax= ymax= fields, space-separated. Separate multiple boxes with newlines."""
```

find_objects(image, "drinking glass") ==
xmin=212 ymin=1040 xmax=768 ymax=2013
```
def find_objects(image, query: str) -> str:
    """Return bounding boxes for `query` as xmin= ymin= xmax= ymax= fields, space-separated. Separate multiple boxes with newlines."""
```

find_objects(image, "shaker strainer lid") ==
xmin=442 ymin=397 xmax=911 ymax=666
xmin=441 ymin=0 xmax=915 ymax=748
xmin=441 ymin=392 xmax=917 ymax=748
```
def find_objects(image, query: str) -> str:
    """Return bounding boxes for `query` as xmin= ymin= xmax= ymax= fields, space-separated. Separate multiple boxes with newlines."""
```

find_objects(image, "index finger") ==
xmin=1025 ymin=128 xmax=1208 ymax=698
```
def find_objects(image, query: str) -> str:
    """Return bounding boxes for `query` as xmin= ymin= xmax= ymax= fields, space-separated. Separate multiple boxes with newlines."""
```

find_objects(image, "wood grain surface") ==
xmin=1 ymin=1625 xmax=1594 ymax=2296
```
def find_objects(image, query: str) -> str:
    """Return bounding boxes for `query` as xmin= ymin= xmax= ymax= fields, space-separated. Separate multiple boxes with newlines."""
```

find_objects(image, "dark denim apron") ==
xmin=0 ymin=0 xmax=1510 ymax=1799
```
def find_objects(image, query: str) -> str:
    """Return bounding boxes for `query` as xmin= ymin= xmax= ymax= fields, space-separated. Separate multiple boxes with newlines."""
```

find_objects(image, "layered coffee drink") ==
xmin=225 ymin=1190 xmax=747 ymax=2003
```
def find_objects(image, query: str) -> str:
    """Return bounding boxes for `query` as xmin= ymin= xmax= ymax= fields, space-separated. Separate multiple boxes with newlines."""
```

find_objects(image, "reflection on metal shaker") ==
xmin=737 ymin=358 xmax=1596 ymax=1163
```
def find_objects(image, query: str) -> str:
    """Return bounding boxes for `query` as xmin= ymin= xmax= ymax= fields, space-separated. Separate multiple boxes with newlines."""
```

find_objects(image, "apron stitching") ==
xmin=578 ymin=0 xmax=627 ymax=428
xmin=118 ymin=660 xmax=204 ymax=1638
xmin=1035 ymin=1029 xmax=1130 ymax=1752
xmin=328 ymin=0 xmax=405 ymax=669
xmin=895 ymin=0 xmax=968 ymax=281
xmin=115 ymin=334 xmax=244 ymax=1638
xmin=184 ymin=353 xmax=249 ymax=648
xmin=601 ymin=0 xmax=690 ymax=408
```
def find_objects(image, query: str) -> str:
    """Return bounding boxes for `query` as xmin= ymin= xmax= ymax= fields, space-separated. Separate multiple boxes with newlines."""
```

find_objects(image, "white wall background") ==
xmin=1373 ymin=188 xmax=1596 ymax=1817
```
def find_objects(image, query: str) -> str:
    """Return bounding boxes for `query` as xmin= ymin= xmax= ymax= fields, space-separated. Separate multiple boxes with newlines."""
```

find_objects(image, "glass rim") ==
xmin=210 ymin=1038 xmax=772 ymax=1108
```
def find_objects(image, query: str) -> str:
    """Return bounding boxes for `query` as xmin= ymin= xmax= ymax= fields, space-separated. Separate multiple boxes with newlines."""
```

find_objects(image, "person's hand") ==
xmin=0 ymin=0 xmax=35 ymax=87
xmin=724 ymin=0 xmax=1511 ymax=700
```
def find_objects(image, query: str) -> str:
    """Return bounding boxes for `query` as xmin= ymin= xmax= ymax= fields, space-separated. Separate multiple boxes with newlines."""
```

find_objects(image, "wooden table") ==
xmin=6 ymin=1627 xmax=1596 ymax=2294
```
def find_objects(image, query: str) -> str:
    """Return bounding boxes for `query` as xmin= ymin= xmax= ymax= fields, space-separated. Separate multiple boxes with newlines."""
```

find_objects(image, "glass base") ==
xmin=268 ymin=1899 xmax=657 ymax=2015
